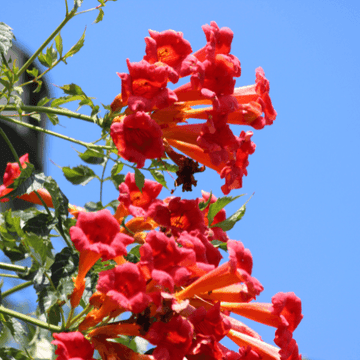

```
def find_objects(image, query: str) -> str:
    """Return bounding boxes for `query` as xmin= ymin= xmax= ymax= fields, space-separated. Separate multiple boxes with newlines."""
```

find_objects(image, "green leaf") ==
xmin=59 ymin=83 xmax=85 ymax=96
xmin=78 ymin=148 xmax=105 ymax=165
xmin=22 ymin=212 xmax=55 ymax=237
xmin=43 ymin=176 xmax=69 ymax=221
xmin=207 ymin=195 xmax=242 ymax=225
xmin=25 ymin=233 xmax=53 ymax=265
xmin=84 ymin=201 xmax=104 ymax=212
xmin=213 ymin=204 xmax=246 ymax=232
xmin=38 ymin=46 xmax=57 ymax=68
xmin=0 ymin=347 xmax=29 ymax=360
xmin=111 ymin=162 xmax=124 ymax=176
xmin=46 ymin=112 xmax=59 ymax=125
xmin=94 ymin=8 xmax=105 ymax=23
xmin=198 ymin=191 xmax=213 ymax=211
xmin=1 ymin=315 xmax=27 ymax=347
xmin=0 ymin=22 xmax=16 ymax=63
xmin=125 ymin=245 xmax=141 ymax=264
xmin=105 ymin=199 xmax=120 ymax=212
xmin=62 ymin=165 xmax=97 ymax=185
xmin=151 ymin=159 xmax=179 ymax=173
xmin=29 ymin=113 xmax=41 ymax=122
xmin=50 ymin=247 xmax=78 ymax=289
xmin=134 ymin=169 xmax=145 ymax=192
xmin=150 ymin=169 xmax=168 ymax=189
xmin=51 ymin=94 xmax=86 ymax=108
xmin=54 ymin=32 xmax=63 ymax=57
xmin=37 ymin=96 xmax=52 ymax=106
xmin=211 ymin=240 xmax=228 ymax=251
xmin=26 ymin=67 xmax=38 ymax=78
xmin=65 ymin=28 xmax=86 ymax=59
xmin=3 ymin=163 xmax=35 ymax=201
xmin=33 ymin=80 xmax=43 ymax=93
xmin=111 ymin=173 xmax=125 ymax=190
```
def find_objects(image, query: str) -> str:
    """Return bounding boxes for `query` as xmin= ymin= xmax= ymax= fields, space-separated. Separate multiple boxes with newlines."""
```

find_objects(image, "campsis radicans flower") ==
xmin=110 ymin=21 xmax=277 ymax=194
xmin=0 ymin=154 xmax=84 ymax=217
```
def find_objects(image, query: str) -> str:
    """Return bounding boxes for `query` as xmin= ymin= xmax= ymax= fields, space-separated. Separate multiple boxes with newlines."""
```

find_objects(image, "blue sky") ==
xmin=2 ymin=1 xmax=360 ymax=359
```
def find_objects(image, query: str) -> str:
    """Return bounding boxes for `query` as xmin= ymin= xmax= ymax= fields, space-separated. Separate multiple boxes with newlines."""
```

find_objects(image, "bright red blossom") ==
xmin=111 ymin=112 xmax=165 ymax=168
xmin=52 ymin=332 xmax=95 ymax=360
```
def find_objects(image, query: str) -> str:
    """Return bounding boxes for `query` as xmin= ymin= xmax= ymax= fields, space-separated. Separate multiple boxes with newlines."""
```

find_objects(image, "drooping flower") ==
xmin=69 ymin=209 xmax=134 ymax=308
xmin=51 ymin=332 xmax=95 ymax=360
xmin=110 ymin=112 xmax=165 ymax=169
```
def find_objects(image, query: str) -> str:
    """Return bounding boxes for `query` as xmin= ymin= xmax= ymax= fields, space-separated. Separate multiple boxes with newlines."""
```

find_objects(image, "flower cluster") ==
xmin=0 ymin=21 xmax=300 ymax=360
xmin=49 ymin=172 xmax=301 ymax=360
xmin=110 ymin=21 xmax=277 ymax=194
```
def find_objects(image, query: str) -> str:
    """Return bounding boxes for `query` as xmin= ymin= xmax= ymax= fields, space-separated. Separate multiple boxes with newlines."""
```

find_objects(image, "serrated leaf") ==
xmin=46 ymin=111 xmax=59 ymax=125
xmin=207 ymin=195 xmax=242 ymax=225
xmin=134 ymin=169 xmax=145 ymax=192
xmin=213 ymin=204 xmax=246 ymax=232
xmin=151 ymin=159 xmax=178 ymax=173
xmin=150 ymin=169 xmax=168 ymax=189
xmin=111 ymin=162 xmax=124 ymax=176
xmin=26 ymin=67 xmax=38 ymax=78
xmin=25 ymin=233 xmax=53 ymax=265
xmin=43 ymin=176 xmax=69 ymax=221
xmin=94 ymin=8 xmax=105 ymax=23
xmin=54 ymin=32 xmax=63 ymax=57
xmin=3 ymin=163 xmax=35 ymax=201
xmin=0 ymin=22 xmax=16 ymax=63
xmin=59 ymin=83 xmax=85 ymax=96
xmin=62 ymin=165 xmax=97 ymax=185
xmin=65 ymin=28 xmax=86 ymax=59
xmin=78 ymin=148 xmax=105 ymax=164
xmin=37 ymin=96 xmax=52 ymax=107
xmin=22 ymin=213 xmax=55 ymax=237
xmin=50 ymin=247 xmax=78 ymax=288
xmin=51 ymin=94 xmax=85 ymax=108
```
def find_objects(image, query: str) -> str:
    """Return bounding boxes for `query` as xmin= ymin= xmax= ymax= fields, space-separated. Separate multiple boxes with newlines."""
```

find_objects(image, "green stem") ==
xmin=0 ymin=115 xmax=112 ymax=150
xmin=68 ymin=304 xmax=93 ymax=329
xmin=65 ymin=308 xmax=75 ymax=329
xmin=0 ymin=305 xmax=61 ymax=332
xmin=75 ymin=0 xmax=108 ymax=15
xmin=1 ymin=280 xmax=33 ymax=298
xmin=3 ymin=104 xmax=101 ymax=125
xmin=0 ymin=273 xmax=21 ymax=279
xmin=99 ymin=155 xmax=109 ymax=203
xmin=0 ymin=126 xmax=20 ymax=166
xmin=17 ymin=10 xmax=75 ymax=78
xmin=0 ymin=262 xmax=28 ymax=273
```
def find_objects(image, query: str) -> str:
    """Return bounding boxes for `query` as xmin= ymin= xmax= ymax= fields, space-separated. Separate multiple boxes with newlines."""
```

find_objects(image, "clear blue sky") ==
xmin=2 ymin=1 xmax=360 ymax=359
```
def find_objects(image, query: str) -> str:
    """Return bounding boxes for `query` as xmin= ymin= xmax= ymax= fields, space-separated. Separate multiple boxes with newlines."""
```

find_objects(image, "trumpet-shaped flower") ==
xmin=111 ymin=112 xmax=165 ymax=169
xmin=52 ymin=332 xmax=95 ymax=360
xmin=69 ymin=209 xmax=133 ymax=308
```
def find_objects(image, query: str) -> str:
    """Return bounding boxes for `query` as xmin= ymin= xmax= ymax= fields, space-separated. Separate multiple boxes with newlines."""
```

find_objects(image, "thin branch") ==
xmin=0 ymin=115 xmax=112 ymax=150
xmin=17 ymin=10 xmax=76 ymax=78
xmin=1 ymin=281 xmax=33 ymax=298
xmin=0 ymin=305 xmax=62 ymax=332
